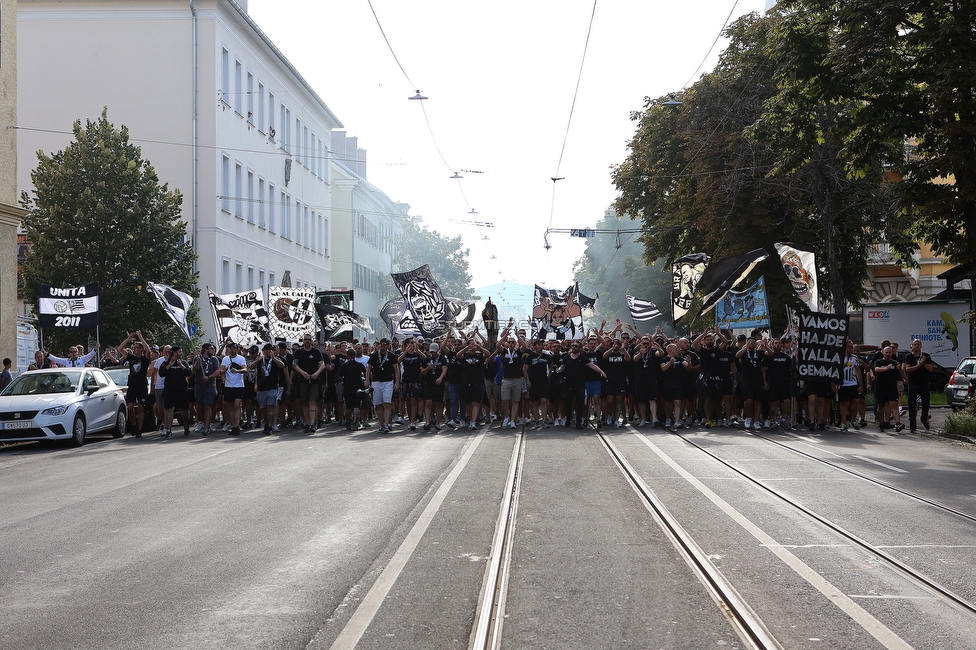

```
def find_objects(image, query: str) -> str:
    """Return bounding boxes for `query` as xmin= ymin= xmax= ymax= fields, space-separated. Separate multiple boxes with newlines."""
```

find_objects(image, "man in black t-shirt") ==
xmin=338 ymin=348 xmax=368 ymax=430
xmin=903 ymin=339 xmax=933 ymax=432
xmin=762 ymin=338 xmax=793 ymax=429
xmin=292 ymin=335 xmax=327 ymax=434
xmin=117 ymin=330 xmax=151 ymax=436
xmin=872 ymin=346 xmax=904 ymax=431
xmin=251 ymin=344 xmax=286 ymax=434
xmin=523 ymin=340 xmax=552 ymax=428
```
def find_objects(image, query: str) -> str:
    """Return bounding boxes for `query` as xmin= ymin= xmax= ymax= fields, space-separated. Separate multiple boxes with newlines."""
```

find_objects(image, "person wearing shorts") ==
xmin=498 ymin=337 xmax=525 ymax=429
xmin=251 ymin=343 xmax=286 ymax=435
xmin=117 ymin=331 xmax=151 ymax=436
xmin=221 ymin=341 xmax=247 ymax=436
xmin=292 ymin=334 xmax=327 ymax=434
xmin=159 ymin=346 xmax=192 ymax=437
xmin=368 ymin=339 xmax=400 ymax=433
xmin=192 ymin=343 xmax=221 ymax=434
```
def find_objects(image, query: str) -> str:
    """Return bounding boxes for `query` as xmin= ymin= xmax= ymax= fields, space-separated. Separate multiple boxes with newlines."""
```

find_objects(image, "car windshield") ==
xmin=960 ymin=360 xmax=976 ymax=375
xmin=106 ymin=369 xmax=129 ymax=387
xmin=2 ymin=371 xmax=80 ymax=396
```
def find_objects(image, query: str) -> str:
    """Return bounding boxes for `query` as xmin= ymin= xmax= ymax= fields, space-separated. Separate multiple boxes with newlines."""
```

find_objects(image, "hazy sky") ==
xmin=248 ymin=0 xmax=769 ymax=291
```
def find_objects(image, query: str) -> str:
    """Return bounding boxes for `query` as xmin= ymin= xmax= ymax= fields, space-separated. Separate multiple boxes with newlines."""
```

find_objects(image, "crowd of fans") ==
xmin=19 ymin=319 xmax=935 ymax=437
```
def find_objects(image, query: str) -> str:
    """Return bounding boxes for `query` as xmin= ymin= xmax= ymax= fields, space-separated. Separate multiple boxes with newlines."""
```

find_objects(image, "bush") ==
xmin=944 ymin=399 xmax=976 ymax=437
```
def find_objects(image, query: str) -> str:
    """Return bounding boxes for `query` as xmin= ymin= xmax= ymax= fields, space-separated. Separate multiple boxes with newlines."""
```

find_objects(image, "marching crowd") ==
xmin=22 ymin=318 xmax=937 ymax=437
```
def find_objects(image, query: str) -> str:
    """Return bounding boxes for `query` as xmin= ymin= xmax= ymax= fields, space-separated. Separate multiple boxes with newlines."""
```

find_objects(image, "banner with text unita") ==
xmin=797 ymin=312 xmax=849 ymax=381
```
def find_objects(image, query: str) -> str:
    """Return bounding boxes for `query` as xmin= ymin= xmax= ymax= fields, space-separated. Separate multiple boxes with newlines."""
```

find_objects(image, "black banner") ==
xmin=38 ymin=283 xmax=99 ymax=329
xmin=797 ymin=312 xmax=849 ymax=381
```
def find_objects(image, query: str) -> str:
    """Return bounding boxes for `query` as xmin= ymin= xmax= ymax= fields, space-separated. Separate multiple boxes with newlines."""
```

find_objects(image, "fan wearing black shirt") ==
xmin=458 ymin=336 xmax=490 ymax=430
xmin=250 ymin=344 xmax=286 ymax=434
xmin=117 ymin=330 xmax=151 ymax=435
xmin=337 ymin=349 xmax=368 ymax=430
xmin=293 ymin=335 xmax=328 ymax=434
xmin=904 ymin=339 xmax=933 ymax=432
xmin=872 ymin=346 xmax=904 ymax=431
xmin=398 ymin=339 xmax=427 ymax=431
xmin=523 ymin=340 xmax=553 ymax=429
xmin=556 ymin=342 xmax=607 ymax=429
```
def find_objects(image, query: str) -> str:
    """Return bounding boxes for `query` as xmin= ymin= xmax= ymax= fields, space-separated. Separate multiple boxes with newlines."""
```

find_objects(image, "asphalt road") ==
xmin=2 ymin=413 xmax=976 ymax=649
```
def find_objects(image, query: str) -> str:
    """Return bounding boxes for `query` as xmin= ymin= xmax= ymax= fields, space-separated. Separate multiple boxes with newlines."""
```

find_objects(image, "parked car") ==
xmin=104 ymin=367 xmax=157 ymax=432
xmin=0 ymin=368 xmax=126 ymax=446
xmin=945 ymin=357 xmax=976 ymax=410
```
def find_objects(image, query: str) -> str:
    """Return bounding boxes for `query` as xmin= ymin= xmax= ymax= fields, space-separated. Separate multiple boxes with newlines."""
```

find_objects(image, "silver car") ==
xmin=945 ymin=357 xmax=976 ymax=410
xmin=0 ymin=368 xmax=127 ymax=446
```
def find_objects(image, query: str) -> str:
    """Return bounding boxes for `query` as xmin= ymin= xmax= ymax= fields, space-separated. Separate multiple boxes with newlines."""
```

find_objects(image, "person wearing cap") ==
xmin=220 ymin=340 xmax=247 ymax=436
xmin=250 ymin=343 xmax=286 ymax=434
xmin=293 ymin=334 xmax=328 ymax=434
xmin=367 ymin=338 xmax=400 ymax=433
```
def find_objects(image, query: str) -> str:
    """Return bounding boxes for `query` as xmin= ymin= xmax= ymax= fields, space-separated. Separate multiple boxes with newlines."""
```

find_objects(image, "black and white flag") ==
xmin=693 ymin=248 xmax=769 ymax=320
xmin=208 ymin=287 xmax=271 ymax=347
xmin=531 ymin=283 xmax=595 ymax=340
xmin=267 ymin=286 xmax=318 ymax=341
xmin=148 ymin=283 xmax=193 ymax=338
xmin=391 ymin=265 xmax=449 ymax=338
xmin=380 ymin=299 xmax=422 ymax=337
xmin=38 ymin=283 xmax=99 ymax=329
xmin=315 ymin=303 xmax=372 ymax=341
xmin=775 ymin=242 xmax=819 ymax=312
xmin=671 ymin=253 xmax=709 ymax=324
xmin=627 ymin=295 xmax=661 ymax=322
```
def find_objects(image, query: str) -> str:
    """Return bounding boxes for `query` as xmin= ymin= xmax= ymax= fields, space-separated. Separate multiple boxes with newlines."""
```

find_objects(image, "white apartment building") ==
xmin=330 ymin=131 xmax=407 ymax=338
xmin=17 ymin=0 xmax=338 ymax=326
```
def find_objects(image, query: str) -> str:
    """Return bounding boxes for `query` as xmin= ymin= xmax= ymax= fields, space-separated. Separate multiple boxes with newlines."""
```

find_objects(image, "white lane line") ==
xmin=326 ymin=429 xmax=487 ymax=650
xmin=852 ymin=455 xmax=909 ymax=474
xmin=799 ymin=443 xmax=846 ymax=459
xmin=875 ymin=545 xmax=976 ymax=549
xmin=850 ymin=595 xmax=937 ymax=601
xmin=782 ymin=431 xmax=819 ymax=443
xmin=635 ymin=433 xmax=915 ymax=650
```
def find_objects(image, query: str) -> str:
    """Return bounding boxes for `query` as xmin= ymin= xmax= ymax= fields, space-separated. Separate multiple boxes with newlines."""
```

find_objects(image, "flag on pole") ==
xmin=694 ymin=248 xmax=769 ymax=319
xmin=38 ymin=283 xmax=99 ymax=329
xmin=671 ymin=253 xmax=710 ymax=325
xmin=391 ymin=265 xmax=450 ymax=338
xmin=627 ymin=295 xmax=661 ymax=321
xmin=775 ymin=242 xmax=819 ymax=311
xmin=147 ymin=283 xmax=193 ymax=338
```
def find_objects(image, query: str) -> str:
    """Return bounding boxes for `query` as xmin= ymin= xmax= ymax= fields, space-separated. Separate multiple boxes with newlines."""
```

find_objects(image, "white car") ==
xmin=0 ymin=368 xmax=127 ymax=446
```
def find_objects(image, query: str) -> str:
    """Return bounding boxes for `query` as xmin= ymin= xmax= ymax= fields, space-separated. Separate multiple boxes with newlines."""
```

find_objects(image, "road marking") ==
xmin=635 ymin=433 xmax=914 ymax=650
xmin=852 ymin=456 xmax=908 ymax=474
xmin=326 ymin=430 xmax=487 ymax=650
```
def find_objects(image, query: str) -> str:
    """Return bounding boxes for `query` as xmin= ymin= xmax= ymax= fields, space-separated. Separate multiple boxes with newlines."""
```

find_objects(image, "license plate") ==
xmin=1 ymin=421 xmax=33 ymax=430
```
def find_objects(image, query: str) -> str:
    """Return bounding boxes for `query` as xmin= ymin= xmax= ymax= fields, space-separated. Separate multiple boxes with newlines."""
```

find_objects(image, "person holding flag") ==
xmin=117 ymin=330 xmax=151 ymax=435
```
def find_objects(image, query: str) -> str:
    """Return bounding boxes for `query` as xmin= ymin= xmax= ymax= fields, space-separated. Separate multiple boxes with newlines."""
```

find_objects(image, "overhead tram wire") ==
xmin=366 ymin=0 xmax=482 ymax=221
xmin=546 ymin=0 xmax=599 ymax=234
xmin=680 ymin=0 xmax=740 ymax=91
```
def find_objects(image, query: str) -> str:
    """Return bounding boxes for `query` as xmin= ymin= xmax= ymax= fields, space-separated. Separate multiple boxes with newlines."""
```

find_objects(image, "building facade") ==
xmin=330 ymin=131 xmax=406 ymax=339
xmin=18 ymin=0 xmax=339 ymax=339
xmin=1 ymin=0 xmax=28 ymax=368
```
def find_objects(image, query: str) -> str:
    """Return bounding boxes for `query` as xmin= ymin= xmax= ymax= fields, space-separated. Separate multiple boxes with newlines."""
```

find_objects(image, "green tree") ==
xmin=20 ymin=109 xmax=198 ymax=352
xmin=614 ymin=12 xmax=903 ymax=319
xmin=774 ymin=0 xmax=976 ymax=308
xmin=395 ymin=219 xmax=475 ymax=300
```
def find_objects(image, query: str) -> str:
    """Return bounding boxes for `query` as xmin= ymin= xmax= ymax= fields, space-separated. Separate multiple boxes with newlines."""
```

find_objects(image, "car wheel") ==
xmin=70 ymin=413 xmax=86 ymax=447
xmin=111 ymin=407 xmax=127 ymax=438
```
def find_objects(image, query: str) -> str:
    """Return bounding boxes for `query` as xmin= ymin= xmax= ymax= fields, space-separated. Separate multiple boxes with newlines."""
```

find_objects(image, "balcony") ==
xmin=867 ymin=243 xmax=897 ymax=265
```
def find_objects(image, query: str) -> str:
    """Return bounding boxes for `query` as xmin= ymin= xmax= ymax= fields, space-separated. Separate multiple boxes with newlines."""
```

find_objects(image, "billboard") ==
xmin=862 ymin=300 xmax=972 ymax=366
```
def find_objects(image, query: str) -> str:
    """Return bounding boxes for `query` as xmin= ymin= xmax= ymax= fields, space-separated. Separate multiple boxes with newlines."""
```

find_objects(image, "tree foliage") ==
xmin=20 ymin=109 xmax=198 ymax=352
xmin=394 ymin=219 xmax=475 ymax=300
xmin=613 ymin=12 xmax=906 ymax=316
xmin=775 ymin=0 xmax=976 ymax=278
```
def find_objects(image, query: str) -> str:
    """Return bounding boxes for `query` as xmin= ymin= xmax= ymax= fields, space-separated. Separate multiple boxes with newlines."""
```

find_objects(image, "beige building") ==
xmin=1 ymin=0 xmax=28 ymax=369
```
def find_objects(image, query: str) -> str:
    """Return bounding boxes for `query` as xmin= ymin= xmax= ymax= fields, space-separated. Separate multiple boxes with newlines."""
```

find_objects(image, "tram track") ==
xmin=663 ymin=427 xmax=976 ymax=619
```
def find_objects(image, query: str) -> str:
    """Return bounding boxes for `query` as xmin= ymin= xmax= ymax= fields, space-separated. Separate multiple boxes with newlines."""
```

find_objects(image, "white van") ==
xmin=15 ymin=320 xmax=39 ymax=375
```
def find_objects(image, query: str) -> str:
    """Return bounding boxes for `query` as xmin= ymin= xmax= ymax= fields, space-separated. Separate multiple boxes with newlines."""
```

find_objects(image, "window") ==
xmin=221 ymin=154 xmax=230 ymax=213
xmin=221 ymin=48 xmax=230 ymax=103
xmin=310 ymin=131 xmax=317 ymax=176
xmin=303 ymin=125 xmax=310 ymax=169
xmin=281 ymin=191 xmax=291 ymax=239
xmin=258 ymin=178 xmax=266 ymax=228
xmin=269 ymin=271 xmax=275 ymax=287
xmin=247 ymin=265 xmax=254 ymax=291
xmin=234 ymin=162 xmax=243 ymax=218
xmin=258 ymin=82 xmax=265 ymax=131
xmin=295 ymin=118 xmax=302 ymax=164
xmin=322 ymin=215 xmax=329 ymax=255
xmin=268 ymin=92 xmax=275 ymax=138
xmin=259 ymin=269 xmax=265 ymax=288
xmin=303 ymin=205 xmax=310 ymax=248
xmin=296 ymin=199 xmax=303 ymax=245
xmin=222 ymin=258 xmax=231 ymax=293
xmin=268 ymin=182 xmax=276 ymax=232
xmin=246 ymin=72 xmax=254 ymax=122
xmin=246 ymin=170 xmax=254 ymax=223
xmin=234 ymin=60 xmax=243 ymax=114
xmin=310 ymin=211 xmax=317 ymax=252
xmin=235 ymin=262 xmax=243 ymax=292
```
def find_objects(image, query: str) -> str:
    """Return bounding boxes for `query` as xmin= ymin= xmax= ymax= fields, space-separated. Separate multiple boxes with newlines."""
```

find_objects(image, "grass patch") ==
xmin=863 ymin=392 xmax=945 ymax=408
xmin=944 ymin=412 xmax=976 ymax=437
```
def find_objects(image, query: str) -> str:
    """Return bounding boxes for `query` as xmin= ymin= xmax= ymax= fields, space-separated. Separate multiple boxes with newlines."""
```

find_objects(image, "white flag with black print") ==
xmin=208 ymin=287 xmax=271 ymax=347
xmin=775 ymin=242 xmax=819 ymax=312
xmin=147 ymin=283 xmax=193 ymax=338
xmin=671 ymin=253 xmax=710 ymax=325
xmin=627 ymin=295 xmax=661 ymax=322
xmin=267 ymin=286 xmax=318 ymax=341
xmin=38 ymin=283 xmax=99 ymax=329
